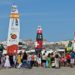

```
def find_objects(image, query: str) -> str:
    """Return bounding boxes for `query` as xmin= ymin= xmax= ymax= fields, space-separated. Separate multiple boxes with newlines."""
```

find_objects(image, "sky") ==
xmin=0 ymin=0 xmax=75 ymax=42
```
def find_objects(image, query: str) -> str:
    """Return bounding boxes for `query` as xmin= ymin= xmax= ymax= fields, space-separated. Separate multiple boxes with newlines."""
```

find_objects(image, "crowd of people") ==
xmin=0 ymin=50 xmax=75 ymax=69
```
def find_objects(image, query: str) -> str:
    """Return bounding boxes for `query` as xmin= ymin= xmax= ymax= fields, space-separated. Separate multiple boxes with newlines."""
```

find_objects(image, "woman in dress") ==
xmin=46 ymin=53 xmax=51 ymax=68
xmin=4 ymin=54 xmax=11 ymax=68
xmin=17 ymin=52 xmax=22 ymax=68
xmin=55 ymin=54 xmax=60 ymax=69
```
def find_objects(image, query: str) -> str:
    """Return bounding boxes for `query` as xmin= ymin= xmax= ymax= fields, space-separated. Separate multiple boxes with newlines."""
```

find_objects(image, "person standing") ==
xmin=22 ymin=52 xmax=29 ymax=68
xmin=46 ymin=53 xmax=51 ymax=68
xmin=55 ymin=54 xmax=60 ymax=69
xmin=31 ymin=54 xmax=35 ymax=67
xmin=17 ymin=52 xmax=22 ymax=68
xmin=4 ymin=54 xmax=11 ymax=68
xmin=1 ymin=54 xmax=6 ymax=68
xmin=66 ymin=53 xmax=71 ymax=66
xmin=70 ymin=51 xmax=75 ymax=67
xmin=27 ymin=54 xmax=31 ymax=68
xmin=13 ymin=53 xmax=17 ymax=68
xmin=37 ymin=54 xmax=41 ymax=67
xmin=9 ymin=54 xmax=14 ymax=67
xmin=42 ymin=53 xmax=46 ymax=67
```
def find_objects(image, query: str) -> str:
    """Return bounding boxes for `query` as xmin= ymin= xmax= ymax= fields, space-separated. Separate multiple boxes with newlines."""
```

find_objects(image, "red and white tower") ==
xmin=7 ymin=5 xmax=20 ymax=55
xmin=35 ymin=26 xmax=43 ymax=54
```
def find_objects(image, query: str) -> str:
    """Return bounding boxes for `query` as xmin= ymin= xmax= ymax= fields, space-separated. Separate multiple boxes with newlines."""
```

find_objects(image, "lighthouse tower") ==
xmin=35 ymin=26 xmax=43 ymax=54
xmin=7 ymin=5 xmax=20 ymax=55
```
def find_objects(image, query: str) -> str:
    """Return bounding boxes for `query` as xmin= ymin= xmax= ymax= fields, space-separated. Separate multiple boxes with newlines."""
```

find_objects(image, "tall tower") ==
xmin=7 ymin=5 xmax=20 ymax=55
xmin=35 ymin=26 xmax=43 ymax=54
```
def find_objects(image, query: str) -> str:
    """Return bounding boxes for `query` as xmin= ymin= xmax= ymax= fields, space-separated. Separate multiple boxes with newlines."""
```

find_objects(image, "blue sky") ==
xmin=0 ymin=0 xmax=75 ymax=42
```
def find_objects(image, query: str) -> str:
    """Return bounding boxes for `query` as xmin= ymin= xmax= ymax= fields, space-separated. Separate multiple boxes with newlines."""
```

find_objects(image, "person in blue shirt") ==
xmin=70 ymin=51 xmax=75 ymax=67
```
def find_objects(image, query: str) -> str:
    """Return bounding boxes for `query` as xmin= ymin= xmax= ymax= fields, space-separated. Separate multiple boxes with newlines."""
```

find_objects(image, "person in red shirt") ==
xmin=66 ymin=53 xmax=71 ymax=66
xmin=61 ymin=56 xmax=66 ymax=67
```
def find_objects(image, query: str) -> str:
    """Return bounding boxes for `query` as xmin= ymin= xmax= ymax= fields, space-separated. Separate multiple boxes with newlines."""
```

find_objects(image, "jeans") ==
xmin=22 ymin=60 xmax=31 ymax=68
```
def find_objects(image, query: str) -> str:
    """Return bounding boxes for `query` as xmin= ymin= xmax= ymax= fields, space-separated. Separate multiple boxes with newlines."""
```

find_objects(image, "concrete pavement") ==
xmin=0 ymin=67 xmax=75 ymax=75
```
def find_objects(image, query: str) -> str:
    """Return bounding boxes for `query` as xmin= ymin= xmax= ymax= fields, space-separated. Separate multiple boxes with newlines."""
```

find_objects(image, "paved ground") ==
xmin=0 ymin=67 xmax=75 ymax=75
